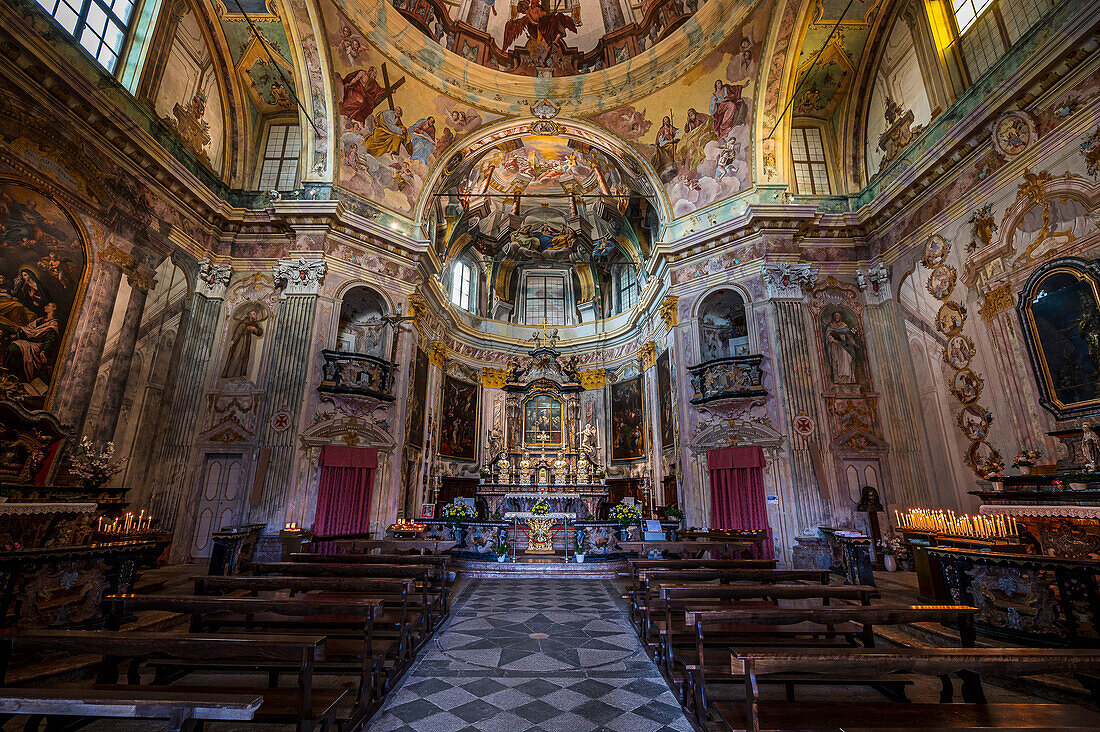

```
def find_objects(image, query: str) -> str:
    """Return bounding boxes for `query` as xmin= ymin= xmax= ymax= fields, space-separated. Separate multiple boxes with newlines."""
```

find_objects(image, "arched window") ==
xmin=947 ymin=0 xmax=1055 ymax=80
xmin=698 ymin=289 xmax=749 ymax=361
xmin=449 ymin=259 xmax=475 ymax=312
xmin=790 ymin=127 xmax=831 ymax=195
xmin=36 ymin=0 xmax=136 ymax=72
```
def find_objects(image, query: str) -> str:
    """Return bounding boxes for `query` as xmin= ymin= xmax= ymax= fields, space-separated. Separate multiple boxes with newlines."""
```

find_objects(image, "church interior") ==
xmin=1 ymin=0 xmax=1100 ymax=726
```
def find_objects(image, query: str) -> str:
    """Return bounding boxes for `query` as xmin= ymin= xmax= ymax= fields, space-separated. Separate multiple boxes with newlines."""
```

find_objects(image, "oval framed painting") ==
xmin=927 ymin=265 xmax=957 ymax=301
xmin=944 ymin=334 xmax=975 ymax=370
xmin=950 ymin=368 xmax=984 ymax=405
xmin=966 ymin=440 xmax=1002 ymax=477
xmin=956 ymin=405 xmax=993 ymax=441
xmin=922 ymin=235 xmax=949 ymax=268
xmin=936 ymin=301 xmax=967 ymax=336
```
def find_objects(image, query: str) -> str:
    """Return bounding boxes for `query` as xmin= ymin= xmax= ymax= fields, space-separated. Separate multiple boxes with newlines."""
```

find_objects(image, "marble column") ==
xmin=60 ymin=244 xmax=130 ymax=436
xmin=857 ymin=266 xmax=933 ymax=508
xmin=251 ymin=259 xmax=327 ymax=527
xmin=94 ymin=271 xmax=154 ymax=444
xmin=146 ymin=259 xmax=232 ymax=528
xmin=763 ymin=263 xmax=833 ymax=531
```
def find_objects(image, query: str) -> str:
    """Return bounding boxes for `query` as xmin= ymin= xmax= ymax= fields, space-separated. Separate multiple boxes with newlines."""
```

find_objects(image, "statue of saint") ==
xmin=221 ymin=306 xmax=266 ymax=380
xmin=488 ymin=427 xmax=504 ymax=463
xmin=579 ymin=423 xmax=598 ymax=458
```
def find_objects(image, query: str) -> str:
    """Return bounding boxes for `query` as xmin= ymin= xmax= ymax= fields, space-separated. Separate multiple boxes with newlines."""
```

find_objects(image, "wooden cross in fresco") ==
xmin=376 ymin=62 xmax=406 ymax=112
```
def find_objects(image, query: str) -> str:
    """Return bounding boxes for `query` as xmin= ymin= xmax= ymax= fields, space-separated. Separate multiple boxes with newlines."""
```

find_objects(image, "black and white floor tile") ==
xmin=369 ymin=578 xmax=692 ymax=731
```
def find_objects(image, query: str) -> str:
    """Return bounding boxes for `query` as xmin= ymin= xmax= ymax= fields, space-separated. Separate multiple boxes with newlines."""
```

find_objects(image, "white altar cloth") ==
xmin=0 ymin=502 xmax=97 ymax=516
xmin=504 ymin=512 xmax=577 ymax=520
xmin=979 ymin=504 xmax=1100 ymax=519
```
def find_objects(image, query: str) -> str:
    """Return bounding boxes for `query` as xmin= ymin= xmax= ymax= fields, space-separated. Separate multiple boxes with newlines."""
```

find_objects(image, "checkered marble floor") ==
xmin=369 ymin=578 xmax=692 ymax=731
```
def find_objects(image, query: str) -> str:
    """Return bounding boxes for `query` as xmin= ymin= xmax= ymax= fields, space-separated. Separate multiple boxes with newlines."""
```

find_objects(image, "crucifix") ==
xmin=528 ymin=320 xmax=560 ymax=350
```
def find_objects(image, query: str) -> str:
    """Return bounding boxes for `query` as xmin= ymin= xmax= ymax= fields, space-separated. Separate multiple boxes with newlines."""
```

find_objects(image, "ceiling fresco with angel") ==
xmin=388 ymin=0 xmax=704 ymax=76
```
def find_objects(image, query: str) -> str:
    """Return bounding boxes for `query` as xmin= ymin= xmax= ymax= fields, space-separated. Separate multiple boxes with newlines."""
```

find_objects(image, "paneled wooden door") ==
xmin=190 ymin=453 xmax=245 ymax=559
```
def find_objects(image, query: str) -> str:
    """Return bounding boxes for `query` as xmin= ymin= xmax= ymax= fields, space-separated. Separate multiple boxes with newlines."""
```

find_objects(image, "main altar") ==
xmin=475 ymin=338 xmax=610 ymax=550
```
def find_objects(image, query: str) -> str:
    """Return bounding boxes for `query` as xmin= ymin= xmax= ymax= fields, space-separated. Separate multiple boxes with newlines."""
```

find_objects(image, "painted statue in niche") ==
xmin=610 ymin=376 xmax=644 ymax=461
xmin=221 ymin=304 xmax=268 ymax=380
xmin=438 ymin=373 xmax=479 ymax=460
xmin=1018 ymin=260 xmax=1100 ymax=415
xmin=657 ymin=349 xmax=675 ymax=450
xmin=405 ymin=347 xmax=429 ymax=448
xmin=0 ymin=181 xmax=87 ymax=409
xmin=820 ymin=307 xmax=864 ymax=388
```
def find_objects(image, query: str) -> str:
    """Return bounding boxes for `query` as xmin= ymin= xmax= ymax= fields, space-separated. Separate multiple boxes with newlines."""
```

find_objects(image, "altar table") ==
xmin=504 ymin=512 xmax=576 ymax=559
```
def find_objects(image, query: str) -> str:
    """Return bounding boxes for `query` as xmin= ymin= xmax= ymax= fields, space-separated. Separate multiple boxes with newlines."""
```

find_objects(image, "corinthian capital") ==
xmin=273 ymin=258 xmax=327 ymax=297
xmin=195 ymin=259 xmax=232 ymax=299
xmin=761 ymin=262 xmax=818 ymax=300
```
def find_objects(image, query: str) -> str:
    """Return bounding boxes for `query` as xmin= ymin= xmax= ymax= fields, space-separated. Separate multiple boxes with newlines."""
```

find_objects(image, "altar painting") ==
xmin=523 ymin=394 xmax=563 ymax=446
xmin=438 ymin=373 xmax=479 ymax=459
xmin=1018 ymin=259 xmax=1100 ymax=416
xmin=0 ymin=181 xmax=88 ymax=410
xmin=610 ymin=376 xmax=644 ymax=460
xmin=657 ymin=350 xmax=675 ymax=449
xmin=405 ymin=346 xmax=429 ymax=447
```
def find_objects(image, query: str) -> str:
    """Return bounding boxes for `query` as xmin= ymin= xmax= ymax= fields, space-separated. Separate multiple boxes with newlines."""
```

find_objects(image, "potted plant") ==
xmin=662 ymin=506 xmax=684 ymax=540
xmin=69 ymin=437 xmax=128 ymax=492
xmin=494 ymin=537 xmax=509 ymax=563
xmin=441 ymin=502 xmax=476 ymax=547
xmin=574 ymin=535 xmax=586 ymax=563
xmin=479 ymin=469 xmax=490 ymax=484
xmin=1012 ymin=449 xmax=1042 ymax=475
xmin=608 ymin=501 xmax=641 ymax=541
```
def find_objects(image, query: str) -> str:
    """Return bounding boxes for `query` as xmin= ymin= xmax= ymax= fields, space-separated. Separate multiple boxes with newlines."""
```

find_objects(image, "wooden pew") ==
xmin=252 ymin=562 xmax=450 ymax=625
xmin=633 ymin=569 xmax=832 ymax=640
xmin=721 ymin=647 xmax=1100 ymax=731
xmin=682 ymin=605 xmax=978 ymax=726
xmin=104 ymin=595 xmax=383 ymax=726
xmin=0 ymin=630 xmax=336 ymax=732
xmin=0 ymin=687 xmax=261 ymax=732
xmin=626 ymin=560 xmax=778 ymax=625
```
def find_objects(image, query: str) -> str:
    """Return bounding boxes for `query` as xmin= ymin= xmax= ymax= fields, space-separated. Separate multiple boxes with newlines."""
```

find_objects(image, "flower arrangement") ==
xmin=532 ymin=497 xmax=552 ymax=515
xmin=984 ymin=468 xmax=1006 ymax=480
xmin=1013 ymin=449 xmax=1042 ymax=468
xmin=574 ymin=535 xmax=586 ymax=554
xmin=441 ymin=502 xmax=476 ymax=523
xmin=662 ymin=506 xmax=684 ymax=521
xmin=608 ymin=501 xmax=641 ymax=525
xmin=69 ymin=437 xmax=128 ymax=490
xmin=494 ymin=538 xmax=509 ymax=558
xmin=878 ymin=535 xmax=909 ymax=559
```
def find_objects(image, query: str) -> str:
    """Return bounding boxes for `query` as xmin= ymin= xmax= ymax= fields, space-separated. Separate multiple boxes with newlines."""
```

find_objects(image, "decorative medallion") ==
xmin=956 ymin=405 xmax=993 ymax=441
xmin=792 ymin=414 xmax=816 ymax=437
xmin=943 ymin=335 xmax=976 ymax=370
xmin=950 ymin=368 xmax=984 ymax=405
xmin=926 ymin=264 xmax=957 ymax=300
xmin=922 ymin=235 xmax=949 ymax=268
xmin=965 ymin=440 xmax=1002 ymax=475
xmin=991 ymin=111 xmax=1037 ymax=159
xmin=936 ymin=301 xmax=967 ymax=336
xmin=270 ymin=410 xmax=292 ymax=432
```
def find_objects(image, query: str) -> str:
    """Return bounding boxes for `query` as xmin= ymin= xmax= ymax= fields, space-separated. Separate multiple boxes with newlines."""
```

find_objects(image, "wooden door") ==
xmin=191 ymin=453 xmax=245 ymax=559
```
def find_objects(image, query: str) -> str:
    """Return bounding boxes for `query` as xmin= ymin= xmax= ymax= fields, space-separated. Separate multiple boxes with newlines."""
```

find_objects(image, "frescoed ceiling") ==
xmin=791 ymin=0 xmax=882 ymax=122
xmin=213 ymin=0 xmax=297 ymax=118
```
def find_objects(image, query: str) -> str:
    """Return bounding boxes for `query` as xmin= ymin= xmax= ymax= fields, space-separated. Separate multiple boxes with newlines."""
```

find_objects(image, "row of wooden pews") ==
xmin=0 ymin=552 xmax=451 ymax=731
xmin=628 ymin=557 xmax=1100 ymax=731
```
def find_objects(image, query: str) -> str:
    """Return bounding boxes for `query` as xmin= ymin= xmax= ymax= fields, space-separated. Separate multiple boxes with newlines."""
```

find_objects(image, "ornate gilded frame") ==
xmin=522 ymin=392 xmax=565 ymax=448
xmin=1016 ymin=257 xmax=1100 ymax=419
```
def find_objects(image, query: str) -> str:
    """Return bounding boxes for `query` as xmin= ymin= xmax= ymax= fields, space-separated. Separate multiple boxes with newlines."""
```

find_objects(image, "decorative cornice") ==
xmin=481 ymin=366 xmax=508 ymax=388
xmin=273 ymin=258 xmax=326 ymax=297
xmin=657 ymin=294 xmax=679 ymax=330
xmin=640 ymin=341 xmax=657 ymax=371
xmin=761 ymin=262 xmax=818 ymax=300
xmin=195 ymin=259 xmax=232 ymax=299
xmin=855 ymin=263 xmax=891 ymax=305
xmin=578 ymin=369 xmax=606 ymax=390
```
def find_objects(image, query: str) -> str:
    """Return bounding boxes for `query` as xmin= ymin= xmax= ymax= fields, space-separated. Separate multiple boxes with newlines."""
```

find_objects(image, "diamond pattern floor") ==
xmin=369 ymin=578 xmax=692 ymax=731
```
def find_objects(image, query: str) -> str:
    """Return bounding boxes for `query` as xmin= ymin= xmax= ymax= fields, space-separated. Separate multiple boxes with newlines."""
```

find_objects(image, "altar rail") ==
xmin=929 ymin=547 xmax=1100 ymax=647
xmin=687 ymin=355 xmax=767 ymax=404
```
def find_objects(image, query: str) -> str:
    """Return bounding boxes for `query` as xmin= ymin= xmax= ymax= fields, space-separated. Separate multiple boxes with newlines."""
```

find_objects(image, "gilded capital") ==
xmin=658 ymin=294 xmax=679 ymax=330
xmin=126 ymin=270 xmax=157 ymax=292
xmin=578 ymin=369 xmax=606 ymax=390
xmin=482 ymin=366 xmax=508 ymax=388
xmin=98 ymin=243 xmax=135 ymax=270
xmin=428 ymin=339 xmax=447 ymax=368
xmin=640 ymin=341 xmax=657 ymax=370
xmin=979 ymin=282 xmax=1014 ymax=322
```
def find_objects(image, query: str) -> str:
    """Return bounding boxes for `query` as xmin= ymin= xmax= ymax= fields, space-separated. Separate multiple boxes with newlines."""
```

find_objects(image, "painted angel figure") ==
xmin=502 ymin=0 xmax=577 ymax=67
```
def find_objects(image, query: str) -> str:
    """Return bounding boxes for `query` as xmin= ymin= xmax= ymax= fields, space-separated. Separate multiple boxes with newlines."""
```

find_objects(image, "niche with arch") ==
xmin=337 ymin=286 xmax=388 ymax=358
xmin=698 ymin=289 xmax=749 ymax=362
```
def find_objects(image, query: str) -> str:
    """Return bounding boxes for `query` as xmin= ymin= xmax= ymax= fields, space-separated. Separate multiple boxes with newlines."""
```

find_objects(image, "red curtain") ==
xmin=313 ymin=446 xmax=377 ymax=542
xmin=708 ymin=446 xmax=773 ymax=558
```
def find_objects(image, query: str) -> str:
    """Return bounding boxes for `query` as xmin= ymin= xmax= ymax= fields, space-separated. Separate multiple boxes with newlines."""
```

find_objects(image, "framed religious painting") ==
xmin=0 ymin=179 xmax=90 ymax=410
xmin=438 ymin=373 xmax=480 ymax=460
xmin=523 ymin=393 xmax=564 ymax=447
xmin=610 ymin=375 xmax=645 ymax=461
xmin=656 ymin=349 xmax=675 ymax=450
xmin=1017 ymin=257 xmax=1100 ymax=418
xmin=405 ymin=346 xmax=429 ymax=448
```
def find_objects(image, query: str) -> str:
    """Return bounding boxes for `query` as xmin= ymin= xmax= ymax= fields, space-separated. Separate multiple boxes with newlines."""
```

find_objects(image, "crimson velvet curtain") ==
xmin=313 ymin=446 xmax=377 ymax=540
xmin=708 ymin=446 xmax=773 ymax=558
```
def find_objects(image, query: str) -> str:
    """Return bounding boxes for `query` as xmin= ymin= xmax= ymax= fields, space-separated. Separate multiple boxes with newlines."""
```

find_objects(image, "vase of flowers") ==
xmin=494 ymin=538 xmax=509 ymax=562
xmin=532 ymin=497 xmax=552 ymax=516
xmin=442 ymin=502 xmax=476 ymax=547
xmin=574 ymin=535 xmax=586 ymax=563
xmin=878 ymin=536 xmax=911 ymax=572
xmin=70 ymin=437 xmax=128 ymax=492
xmin=984 ymin=468 xmax=1005 ymax=491
xmin=609 ymin=501 xmax=641 ymax=541
xmin=1013 ymin=449 xmax=1042 ymax=475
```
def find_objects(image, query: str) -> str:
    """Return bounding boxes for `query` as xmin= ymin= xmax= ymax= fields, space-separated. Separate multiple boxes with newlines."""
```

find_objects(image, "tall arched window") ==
xmin=450 ymin=260 xmax=474 ymax=312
